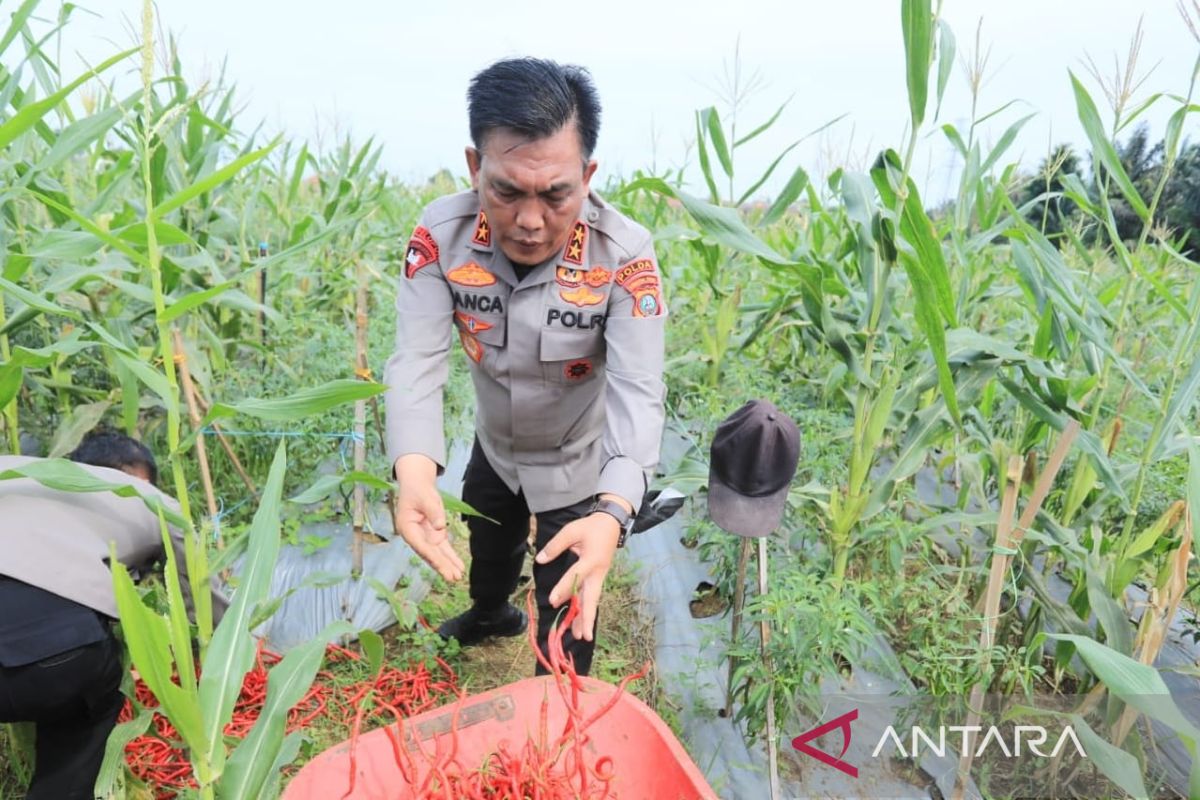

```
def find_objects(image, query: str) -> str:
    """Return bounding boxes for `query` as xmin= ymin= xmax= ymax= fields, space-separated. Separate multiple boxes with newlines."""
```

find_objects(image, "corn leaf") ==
xmin=198 ymin=441 xmax=288 ymax=779
xmin=111 ymin=554 xmax=206 ymax=754
xmin=1067 ymin=714 xmax=1150 ymax=799
xmin=221 ymin=621 xmax=352 ymax=800
xmin=623 ymin=177 xmax=795 ymax=265
xmin=934 ymin=18 xmax=955 ymax=120
xmin=1049 ymin=634 xmax=1200 ymax=743
xmin=202 ymin=379 xmax=385 ymax=425
xmin=0 ymin=48 xmax=135 ymax=151
xmin=47 ymin=400 xmax=111 ymax=458
xmin=700 ymin=107 xmax=733 ymax=179
xmin=1069 ymin=72 xmax=1150 ymax=222
xmin=153 ymin=139 xmax=279 ymax=219
xmin=901 ymin=0 xmax=933 ymax=128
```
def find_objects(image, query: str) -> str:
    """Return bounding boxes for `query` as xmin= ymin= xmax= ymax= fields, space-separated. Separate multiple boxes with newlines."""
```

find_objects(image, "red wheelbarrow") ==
xmin=282 ymin=675 xmax=717 ymax=800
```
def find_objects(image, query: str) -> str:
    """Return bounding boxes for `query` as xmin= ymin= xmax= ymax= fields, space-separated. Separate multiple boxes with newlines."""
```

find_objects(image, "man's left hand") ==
xmin=535 ymin=511 xmax=622 ymax=642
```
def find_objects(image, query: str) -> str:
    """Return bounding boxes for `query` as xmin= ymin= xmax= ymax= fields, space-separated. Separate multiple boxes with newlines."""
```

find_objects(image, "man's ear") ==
xmin=582 ymin=159 xmax=598 ymax=189
xmin=465 ymin=147 xmax=482 ymax=189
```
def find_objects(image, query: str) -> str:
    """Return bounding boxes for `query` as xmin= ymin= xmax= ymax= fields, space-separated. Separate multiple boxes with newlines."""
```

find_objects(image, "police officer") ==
xmin=385 ymin=58 xmax=667 ymax=676
xmin=0 ymin=432 xmax=227 ymax=799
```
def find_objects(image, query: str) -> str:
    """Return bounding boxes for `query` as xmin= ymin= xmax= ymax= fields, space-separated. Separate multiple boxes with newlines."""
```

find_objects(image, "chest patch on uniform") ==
xmin=560 ymin=285 xmax=605 ymax=307
xmin=458 ymin=329 xmax=483 ymax=363
xmin=584 ymin=266 xmax=612 ymax=287
xmin=454 ymin=311 xmax=493 ymax=333
xmin=547 ymin=308 xmax=606 ymax=329
xmin=404 ymin=226 xmax=438 ymax=279
xmin=471 ymin=211 xmax=491 ymax=247
xmin=447 ymin=262 xmax=497 ymax=287
xmin=564 ymin=359 xmax=593 ymax=380
xmin=452 ymin=290 xmax=504 ymax=314
xmin=563 ymin=221 xmax=588 ymax=265
xmin=556 ymin=265 xmax=585 ymax=288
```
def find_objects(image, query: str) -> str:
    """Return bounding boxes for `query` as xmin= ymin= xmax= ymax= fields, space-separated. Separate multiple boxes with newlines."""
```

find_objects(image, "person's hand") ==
xmin=393 ymin=454 xmax=464 ymax=581
xmin=535 ymin=510 xmax=622 ymax=641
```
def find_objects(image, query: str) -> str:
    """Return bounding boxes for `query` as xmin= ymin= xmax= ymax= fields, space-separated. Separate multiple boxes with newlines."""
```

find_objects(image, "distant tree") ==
xmin=1162 ymin=140 xmax=1200 ymax=256
xmin=1018 ymin=144 xmax=1082 ymax=243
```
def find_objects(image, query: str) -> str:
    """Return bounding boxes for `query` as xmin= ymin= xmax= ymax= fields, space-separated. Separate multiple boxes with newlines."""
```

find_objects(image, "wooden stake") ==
xmin=172 ymin=328 xmax=221 ymax=549
xmin=725 ymin=537 xmax=751 ymax=718
xmin=191 ymin=391 xmax=258 ymax=500
xmin=757 ymin=537 xmax=781 ymax=800
xmin=953 ymin=455 xmax=1023 ymax=800
xmin=952 ymin=422 xmax=1077 ymax=800
xmin=350 ymin=268 xmax=369 ymax=578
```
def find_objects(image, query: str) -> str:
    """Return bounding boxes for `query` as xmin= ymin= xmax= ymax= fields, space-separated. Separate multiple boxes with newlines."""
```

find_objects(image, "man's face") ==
xmin=466 ymin=124 xmax=597 ymax=267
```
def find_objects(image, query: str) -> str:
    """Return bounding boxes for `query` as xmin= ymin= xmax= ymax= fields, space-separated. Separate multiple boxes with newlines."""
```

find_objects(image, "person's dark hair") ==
xmin=468 ymin=58 xmax=601 ymax=160
xmin=69 ymin=430 xmax=158 ymax=487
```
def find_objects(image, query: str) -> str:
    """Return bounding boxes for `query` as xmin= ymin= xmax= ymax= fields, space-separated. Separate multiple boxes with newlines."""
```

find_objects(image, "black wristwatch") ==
xmin=589 ymin=497 xmax=635 ymax=548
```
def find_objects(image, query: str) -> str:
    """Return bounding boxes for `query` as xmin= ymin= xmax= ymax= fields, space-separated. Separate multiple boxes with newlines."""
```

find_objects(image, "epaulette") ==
xmin=585 ymin=191 xmax=653 ymax=263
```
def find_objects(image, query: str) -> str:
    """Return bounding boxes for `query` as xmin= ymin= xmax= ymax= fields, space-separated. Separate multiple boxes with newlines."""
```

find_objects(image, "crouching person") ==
xmin=0 ymin=431 xmax=228 ymax=799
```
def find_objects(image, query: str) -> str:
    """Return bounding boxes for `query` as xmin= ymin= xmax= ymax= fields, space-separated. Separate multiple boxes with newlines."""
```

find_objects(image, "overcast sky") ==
xmin=51 ymin=1 xmax=1200 ymax=203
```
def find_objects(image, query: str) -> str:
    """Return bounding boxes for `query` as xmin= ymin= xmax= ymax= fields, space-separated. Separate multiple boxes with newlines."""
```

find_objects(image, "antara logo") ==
xmin=792 ymin=709 xmax=858 ymax=778
xmin=791 ymin=709 xmax=1087 ymax=778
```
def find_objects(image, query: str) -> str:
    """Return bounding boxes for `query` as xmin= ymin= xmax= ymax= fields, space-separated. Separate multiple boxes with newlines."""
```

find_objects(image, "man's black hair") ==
xmin=69 ymin=430 xmax=158 ymax=487
xmin=468 ymin=58 xmax=601 ymax=160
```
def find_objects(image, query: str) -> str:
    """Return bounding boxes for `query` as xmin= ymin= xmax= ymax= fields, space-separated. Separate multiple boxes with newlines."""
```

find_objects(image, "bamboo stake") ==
xmin=953 ymin=424 xmax=1078 ymax=800
xmin=724 ymin=537 xmax=751 ymax=718
xmin=1012 ymin=420 xmax=1080 ymax=545
xmin=172 ymin=328 xmax=221 ymax=549
xmin=757 ymin=537 xmax=781 ymax=800
xmin=191 ymin=390 xmax=258 ymax=500
xmin=350 ymin=267 xmax=369 ymax=577
xmin=953 ymin=455 xmax=1022 ymax=800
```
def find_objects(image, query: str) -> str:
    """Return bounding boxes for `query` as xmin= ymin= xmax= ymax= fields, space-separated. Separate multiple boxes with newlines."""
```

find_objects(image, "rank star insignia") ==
xmin=472 ymin=211 xmax=491 ymax=247
xmin=404 ymin=226 xmax=438 ymax=279
xmin=562 ymin=221 xmax=587 ymax=265
xmin=454 ymin=311 xmax=493 ymax=334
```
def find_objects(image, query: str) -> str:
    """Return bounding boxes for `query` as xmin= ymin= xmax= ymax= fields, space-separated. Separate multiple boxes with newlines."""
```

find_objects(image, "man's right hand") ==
xmin=393 ymin=454 xmax=465 ymax=582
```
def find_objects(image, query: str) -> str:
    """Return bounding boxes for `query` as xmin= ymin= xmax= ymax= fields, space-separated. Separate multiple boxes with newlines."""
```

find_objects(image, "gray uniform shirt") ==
xmin=385 ymin=189 xmax=667 ymax=513
xmin=0 ymin=455 xmax=228 ymax=621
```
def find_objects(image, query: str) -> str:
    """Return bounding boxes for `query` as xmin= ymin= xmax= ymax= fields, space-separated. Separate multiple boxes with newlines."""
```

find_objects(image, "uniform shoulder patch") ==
xmin=563 ymin=221 xmax=588 ymax=265
xmin=471 ymin=211 xmax=491 ymax=247
xmin=615 ymin=257 xmax=663 ymax=318
xmin=404 ymin=225 xmax=438 ymax=279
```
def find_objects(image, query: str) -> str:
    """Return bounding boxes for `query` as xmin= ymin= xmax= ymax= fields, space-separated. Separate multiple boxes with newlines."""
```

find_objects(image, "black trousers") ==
xmin=462 ymin=440 xmax=597 ymax=676
xmin=0 ymin=633 xmax=124 ymax=799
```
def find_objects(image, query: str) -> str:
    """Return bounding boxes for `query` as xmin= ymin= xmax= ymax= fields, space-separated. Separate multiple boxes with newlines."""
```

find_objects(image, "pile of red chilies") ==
xmin=343 ymin=592 xmax=650 ymax=800
xmin=117 ymin=642 xmax=459 ymax=799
